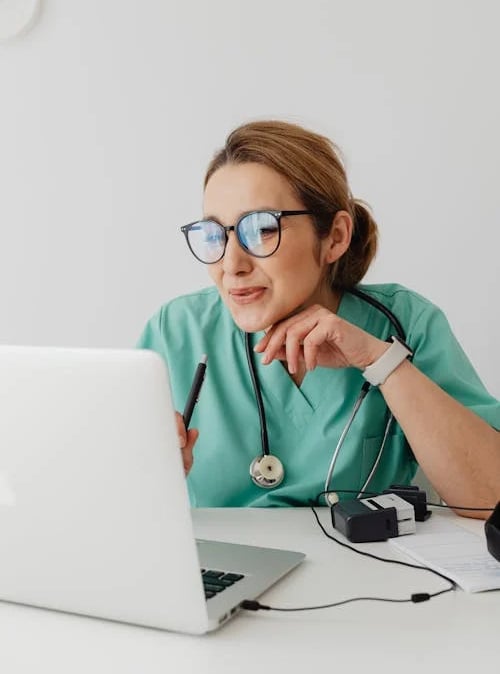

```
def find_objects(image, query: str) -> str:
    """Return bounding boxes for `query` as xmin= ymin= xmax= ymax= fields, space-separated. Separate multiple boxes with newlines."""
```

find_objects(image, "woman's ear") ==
xmin=323 ymin=210 xmax=353 ymax=264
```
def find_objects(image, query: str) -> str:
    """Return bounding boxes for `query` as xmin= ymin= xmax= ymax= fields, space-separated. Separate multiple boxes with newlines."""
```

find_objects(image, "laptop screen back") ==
xmin=0 ymin=345 xmax=209 ymax=633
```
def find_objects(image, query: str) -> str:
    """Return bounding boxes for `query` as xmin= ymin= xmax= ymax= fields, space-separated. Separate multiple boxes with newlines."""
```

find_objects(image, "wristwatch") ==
xmin=362 ymin=336 xmax=413 ymax=386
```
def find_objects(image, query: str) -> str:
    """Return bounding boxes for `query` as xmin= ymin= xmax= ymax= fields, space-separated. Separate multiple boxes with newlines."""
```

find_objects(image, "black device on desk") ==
xmin=331 ymin=482 xmax=500 ymax=564
xmin=331 ymin=493 xmax=415 ymax=543
xmin=331 ymin=485 xmax=431 ymax=543
xmin=485 ymin=502 xmax=500 ymax=562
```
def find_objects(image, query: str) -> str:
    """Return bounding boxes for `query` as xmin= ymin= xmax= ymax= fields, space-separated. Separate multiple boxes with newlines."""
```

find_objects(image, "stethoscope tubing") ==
xmin=245 ymin=331 xmax=270 ymax=456
xmin=323 ymin=381 xmax=370 ymax=499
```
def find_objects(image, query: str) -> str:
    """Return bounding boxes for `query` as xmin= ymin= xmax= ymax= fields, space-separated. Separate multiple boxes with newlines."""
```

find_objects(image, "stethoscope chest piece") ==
xmin=249 ymin=454 xmax=285 ymax=488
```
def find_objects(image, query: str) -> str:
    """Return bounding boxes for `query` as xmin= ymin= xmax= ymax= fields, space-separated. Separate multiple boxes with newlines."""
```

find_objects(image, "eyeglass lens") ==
xmin=186 ymin=211 xmax=280 ymax=263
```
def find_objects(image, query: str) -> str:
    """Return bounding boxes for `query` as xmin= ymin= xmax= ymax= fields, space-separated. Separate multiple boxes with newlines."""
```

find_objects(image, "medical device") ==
xmin=331 ymin=492 xmax=416 ymax=543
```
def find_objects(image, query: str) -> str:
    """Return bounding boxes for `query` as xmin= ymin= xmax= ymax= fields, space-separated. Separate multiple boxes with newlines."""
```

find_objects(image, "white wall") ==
xmin=1 ymin=0 xmax=499 ymax=395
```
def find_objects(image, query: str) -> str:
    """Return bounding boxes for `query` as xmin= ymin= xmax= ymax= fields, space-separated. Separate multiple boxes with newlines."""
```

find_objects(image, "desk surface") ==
xmin=1 ymin=508 xmax=498 ymax=673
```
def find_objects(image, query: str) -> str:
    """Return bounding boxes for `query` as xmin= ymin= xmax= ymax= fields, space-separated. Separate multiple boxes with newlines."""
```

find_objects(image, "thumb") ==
xmin=182 ymin=428 xmax=199 ymax=475
xmin=175 ymin=411 xmax=187 ymax=448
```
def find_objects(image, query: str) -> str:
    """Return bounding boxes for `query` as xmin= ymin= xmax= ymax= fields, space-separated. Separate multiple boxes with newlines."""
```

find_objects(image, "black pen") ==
xmin=182 ymin=354 xmax=208 ymax=429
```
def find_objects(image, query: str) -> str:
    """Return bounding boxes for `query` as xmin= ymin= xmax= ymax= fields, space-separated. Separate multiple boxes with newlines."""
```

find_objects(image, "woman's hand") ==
xmin=254 ymin=304 xmax=390 ymax=374
xmin=175 ymin=411 xmax=199 ymax=475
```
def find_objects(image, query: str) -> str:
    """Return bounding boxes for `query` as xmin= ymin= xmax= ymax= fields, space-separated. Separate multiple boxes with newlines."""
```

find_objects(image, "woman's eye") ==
xmin=205 ymin=233 xmax=221 ymax=243
xmin=258 ymin=227 xmax=278 ymax=238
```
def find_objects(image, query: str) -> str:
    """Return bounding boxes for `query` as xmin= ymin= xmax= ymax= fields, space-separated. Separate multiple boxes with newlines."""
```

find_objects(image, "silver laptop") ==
xmin=0 ymin=345 xmax=304 ymax=634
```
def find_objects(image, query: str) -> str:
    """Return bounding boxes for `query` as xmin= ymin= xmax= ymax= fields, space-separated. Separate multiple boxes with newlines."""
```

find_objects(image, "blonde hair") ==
xmin=204 ymin=120 xmax=378 ymax=289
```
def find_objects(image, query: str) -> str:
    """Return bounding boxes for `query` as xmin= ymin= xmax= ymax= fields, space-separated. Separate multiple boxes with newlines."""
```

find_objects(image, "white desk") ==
xmin=1 ymin=508 xmax=498 ymax=674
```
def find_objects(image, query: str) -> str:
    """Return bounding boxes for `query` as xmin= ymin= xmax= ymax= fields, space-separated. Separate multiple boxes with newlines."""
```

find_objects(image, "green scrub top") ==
xmin=137 ymin=283 xmax=500 ymax=507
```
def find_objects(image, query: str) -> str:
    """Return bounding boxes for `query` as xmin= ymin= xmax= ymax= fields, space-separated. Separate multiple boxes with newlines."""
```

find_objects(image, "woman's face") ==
xmin=203 ymin=162 xmax=343 ymax=333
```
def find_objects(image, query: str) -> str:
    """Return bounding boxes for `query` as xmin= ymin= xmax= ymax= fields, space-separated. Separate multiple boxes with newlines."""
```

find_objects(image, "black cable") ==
xmin=316 ymin=488 xmax=497 ymax=512
xmin=240 ymin=501 xmax=456 ymax=614
xmin=241 ymin=590 xmax=451 ymax=612
xmin=425 ymin=501 xmax=496 ymax=512
xmin=307 ymin=502 xmax=456 ymax=585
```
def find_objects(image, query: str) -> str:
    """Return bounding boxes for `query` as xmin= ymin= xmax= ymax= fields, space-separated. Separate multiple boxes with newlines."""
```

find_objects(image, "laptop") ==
xmin=0 ymin=345 xmax=304 ymax=634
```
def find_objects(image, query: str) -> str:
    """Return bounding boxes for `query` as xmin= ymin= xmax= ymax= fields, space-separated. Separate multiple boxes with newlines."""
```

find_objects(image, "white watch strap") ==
xmin=363 ymin=336 xmax=412 ymax=386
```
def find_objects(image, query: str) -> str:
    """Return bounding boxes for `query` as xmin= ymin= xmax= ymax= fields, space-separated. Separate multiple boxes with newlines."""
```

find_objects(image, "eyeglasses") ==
xmin=180 ymin=210 xmax=313 ymax=264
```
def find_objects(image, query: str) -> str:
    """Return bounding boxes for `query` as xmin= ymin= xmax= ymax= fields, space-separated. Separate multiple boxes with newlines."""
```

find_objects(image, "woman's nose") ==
xmin=222 ymin=231 xmax=253 ymax=275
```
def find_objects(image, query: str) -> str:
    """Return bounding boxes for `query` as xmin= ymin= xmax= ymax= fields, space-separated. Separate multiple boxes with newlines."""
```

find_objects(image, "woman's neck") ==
xmin=299 ymin=284 xmax=342 ymax=317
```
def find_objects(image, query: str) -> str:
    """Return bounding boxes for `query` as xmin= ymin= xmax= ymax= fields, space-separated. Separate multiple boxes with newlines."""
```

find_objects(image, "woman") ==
xmin=138 ymin=120 xmax=500 ymax=518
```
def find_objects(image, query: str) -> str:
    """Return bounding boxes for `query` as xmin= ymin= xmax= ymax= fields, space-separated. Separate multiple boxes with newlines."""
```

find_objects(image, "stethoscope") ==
xmin=244 ymin=288 xmax=409 ymax=503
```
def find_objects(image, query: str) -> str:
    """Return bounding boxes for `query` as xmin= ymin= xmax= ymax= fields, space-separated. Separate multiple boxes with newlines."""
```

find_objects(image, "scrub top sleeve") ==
xmin=135 ymin=307 xmax=169 ymax=364
xmin=409 ymin=304 xmax=500 ymax=430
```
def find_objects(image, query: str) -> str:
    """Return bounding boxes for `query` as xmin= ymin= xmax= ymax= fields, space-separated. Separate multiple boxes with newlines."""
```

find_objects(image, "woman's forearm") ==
xmin=380 ymin=360 xmax=500 ymax=519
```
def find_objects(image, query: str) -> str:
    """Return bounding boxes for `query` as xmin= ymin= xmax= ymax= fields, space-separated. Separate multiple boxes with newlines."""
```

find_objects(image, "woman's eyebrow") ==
xmin=201 ymin=214 xmax=223 ymax=223
xmin=202 ymin=207 xmax=279 ymax=223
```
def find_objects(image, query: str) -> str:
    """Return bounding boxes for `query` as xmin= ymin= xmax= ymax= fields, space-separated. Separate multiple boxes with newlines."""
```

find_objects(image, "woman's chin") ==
xmin=229 ymin=306 xmax=272 ymax=334
xmin=231 ymin=314 xmax=268 ymax=334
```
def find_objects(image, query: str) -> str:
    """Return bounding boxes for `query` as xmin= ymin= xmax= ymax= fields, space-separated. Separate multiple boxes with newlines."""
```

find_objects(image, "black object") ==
xmin=182 ymin=355 xmax=207 ymax=429
xmin=383 ymin=484 xmax=432 ymax=522
xmin=331 ymin=499 xmax=399 ymax=543
xmin=485 ymin=501 xmax=500 ymax=562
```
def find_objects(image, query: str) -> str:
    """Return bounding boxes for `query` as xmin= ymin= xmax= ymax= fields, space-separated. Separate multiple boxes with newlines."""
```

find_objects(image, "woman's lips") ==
xmin=228 ymin=287 xmax=267 ymax=304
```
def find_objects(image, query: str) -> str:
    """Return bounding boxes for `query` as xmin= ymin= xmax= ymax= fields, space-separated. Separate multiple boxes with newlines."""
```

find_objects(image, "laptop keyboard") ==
xmin=201 ymin=568 xmax=245 ymax=599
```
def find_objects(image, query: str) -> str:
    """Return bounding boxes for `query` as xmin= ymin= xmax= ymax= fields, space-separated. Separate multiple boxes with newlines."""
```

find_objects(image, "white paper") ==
xmin=389 ymin=518 xmax=500 ymax=593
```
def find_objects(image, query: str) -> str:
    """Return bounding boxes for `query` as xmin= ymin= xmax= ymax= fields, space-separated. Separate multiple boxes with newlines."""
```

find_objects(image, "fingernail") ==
xmin=178 ymin=436 xmax=186 ymax=449
xmin=261 ymin=354 xmax=269 ymax=364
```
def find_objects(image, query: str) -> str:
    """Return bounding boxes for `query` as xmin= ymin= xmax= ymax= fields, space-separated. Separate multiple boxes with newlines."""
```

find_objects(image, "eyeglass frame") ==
xmin=180 ymin=209 xmax=314 ymax=264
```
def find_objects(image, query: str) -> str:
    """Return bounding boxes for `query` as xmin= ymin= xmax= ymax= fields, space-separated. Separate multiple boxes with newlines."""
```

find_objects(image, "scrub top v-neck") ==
xmin=137 ymin=283 xmax=500 ymax=507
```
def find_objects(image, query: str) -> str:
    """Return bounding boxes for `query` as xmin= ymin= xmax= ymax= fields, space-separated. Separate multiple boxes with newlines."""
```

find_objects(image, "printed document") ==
xmin=389 ymin=517 xmax=500 ymax=593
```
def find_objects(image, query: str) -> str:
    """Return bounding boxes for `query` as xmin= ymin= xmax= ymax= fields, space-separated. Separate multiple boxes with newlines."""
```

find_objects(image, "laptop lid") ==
xmin=0 ymin=345 xmax=304 ymax=634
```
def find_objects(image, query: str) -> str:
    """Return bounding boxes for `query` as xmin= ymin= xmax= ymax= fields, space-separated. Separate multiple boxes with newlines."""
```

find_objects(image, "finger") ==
xmin=270 ymin=345 xmax=288 ymax=361
xmin=302 ymin=319 xmax=339 ymax=370
xmin=257 ymin=304 xmax=321 ymax=356
xmin=303 ymin=330 xmax=322 ymax=371
xmin=175 ymin=411 xmax=187 ymax=449
xmin=253 ymin=331 xmax=272 ymax=353
xmin=253 ymin=319 xmax=296 ymax=353
xmin=182 ymin=428 xmax=199 ymax=475
xmin=285 ymin=323 xmax=309 ymax=374
xmin=187 ymin=427 xmax=199 ymax=450
xmin=262 ymin=314 xmax=320 ymax=365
